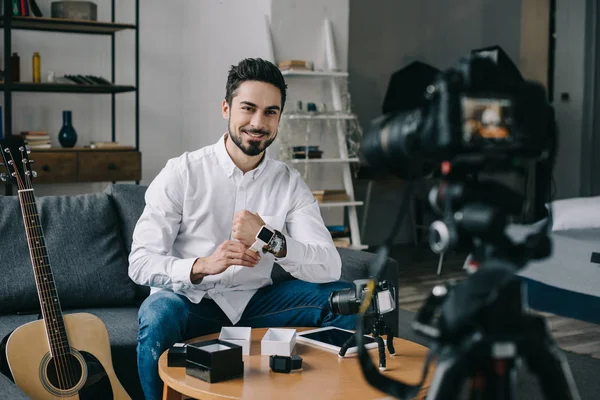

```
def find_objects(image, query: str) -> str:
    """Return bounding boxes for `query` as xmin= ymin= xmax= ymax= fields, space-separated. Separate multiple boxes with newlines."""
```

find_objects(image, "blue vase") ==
xmin=58 ymin=110 xmax=78 ymax=148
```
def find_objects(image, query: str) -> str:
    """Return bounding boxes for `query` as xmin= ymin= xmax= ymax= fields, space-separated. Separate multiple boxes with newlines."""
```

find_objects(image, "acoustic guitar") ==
xmin=1 ymin=137 xmax=130 ymax=399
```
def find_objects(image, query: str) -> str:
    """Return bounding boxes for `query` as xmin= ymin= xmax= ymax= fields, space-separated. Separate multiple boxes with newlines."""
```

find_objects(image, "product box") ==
xmin=185 ymin=339 xmax=244 ymax=383
xmin=260 ymin=328 xmax=296 ymax=356
xmin=219 ymin=327 xmax=252 ymax=356
xmin=167 ymin=343 xmax=187 ymax=367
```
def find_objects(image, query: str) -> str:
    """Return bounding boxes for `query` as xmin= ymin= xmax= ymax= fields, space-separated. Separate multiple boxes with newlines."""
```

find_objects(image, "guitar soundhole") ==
xmin=46 ymin=353 xmax=83 ymax=391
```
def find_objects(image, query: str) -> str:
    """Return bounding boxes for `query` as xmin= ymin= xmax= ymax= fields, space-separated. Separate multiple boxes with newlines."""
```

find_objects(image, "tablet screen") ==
xmin=301 ymin=328 xmax=376 ymax=347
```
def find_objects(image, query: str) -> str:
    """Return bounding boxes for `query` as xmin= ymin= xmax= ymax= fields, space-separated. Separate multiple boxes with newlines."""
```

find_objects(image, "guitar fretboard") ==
xmin=18 ymin=189 xmax=70 ymax=357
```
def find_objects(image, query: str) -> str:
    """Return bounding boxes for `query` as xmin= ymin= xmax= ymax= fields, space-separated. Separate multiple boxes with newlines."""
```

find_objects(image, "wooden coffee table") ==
xmin=159 ymin=327 xmax=433 ymax=400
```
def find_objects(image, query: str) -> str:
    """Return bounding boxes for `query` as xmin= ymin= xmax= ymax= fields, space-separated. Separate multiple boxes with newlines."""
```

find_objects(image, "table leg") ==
xmin=162 ymin=384 xmax=182 ymax=400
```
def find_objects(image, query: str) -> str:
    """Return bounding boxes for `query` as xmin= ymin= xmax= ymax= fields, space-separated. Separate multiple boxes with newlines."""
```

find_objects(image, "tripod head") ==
xmin=351 ymin=169 xmax=581 ymax=399
xmin=427 ymin=170 xmax=553 ymax=271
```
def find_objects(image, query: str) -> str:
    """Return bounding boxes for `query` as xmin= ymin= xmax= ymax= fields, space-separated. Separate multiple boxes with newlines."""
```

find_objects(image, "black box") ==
xmin=185 ymin=339 xmax=244 ymax=383
xmin=167 ymin=343 xmax=187 ymax=367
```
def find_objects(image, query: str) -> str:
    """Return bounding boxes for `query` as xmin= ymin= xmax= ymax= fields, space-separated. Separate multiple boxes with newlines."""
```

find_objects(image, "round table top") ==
xmin=158 ymin=327 xmax=432 ymax=400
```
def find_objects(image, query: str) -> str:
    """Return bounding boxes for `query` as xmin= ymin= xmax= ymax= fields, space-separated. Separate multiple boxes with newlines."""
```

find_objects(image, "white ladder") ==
xmin=265 ymin=18 xmax=366 ymax=250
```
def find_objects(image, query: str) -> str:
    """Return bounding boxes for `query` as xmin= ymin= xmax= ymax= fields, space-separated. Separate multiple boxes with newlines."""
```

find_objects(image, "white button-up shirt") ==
xmin=128 ymin=133 xmax=341 ymax=324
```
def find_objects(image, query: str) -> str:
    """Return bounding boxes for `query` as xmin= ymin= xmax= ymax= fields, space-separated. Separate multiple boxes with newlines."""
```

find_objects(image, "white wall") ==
xmin=180 ymin=0 xmax=272 ymax=154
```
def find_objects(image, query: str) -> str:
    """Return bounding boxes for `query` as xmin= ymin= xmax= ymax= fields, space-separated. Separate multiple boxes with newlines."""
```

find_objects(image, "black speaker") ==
xmin=381 ymin=61 xmax=441 ymax=114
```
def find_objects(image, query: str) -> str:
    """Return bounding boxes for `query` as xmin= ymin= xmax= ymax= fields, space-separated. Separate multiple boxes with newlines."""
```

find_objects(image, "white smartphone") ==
xmin=296 ymin=327 xmax=379 ymax=355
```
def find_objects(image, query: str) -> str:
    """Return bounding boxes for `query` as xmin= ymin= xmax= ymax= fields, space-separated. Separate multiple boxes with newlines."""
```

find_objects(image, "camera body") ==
xmin=329 ymin=279 xmax=396 ymax=317
xmin=362 ymin=53 xmax=554 ymax=179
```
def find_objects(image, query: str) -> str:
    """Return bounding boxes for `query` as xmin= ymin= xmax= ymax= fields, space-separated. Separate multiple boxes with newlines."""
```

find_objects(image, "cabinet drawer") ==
xmin=31 ymin=152 xmax=78 ymax=184
xmin=78 ymin=151 xmax=141 ymax=182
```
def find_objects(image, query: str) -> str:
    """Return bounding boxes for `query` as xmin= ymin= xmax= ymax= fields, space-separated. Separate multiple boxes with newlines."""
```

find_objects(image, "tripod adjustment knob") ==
xmin=429 ymin=220 xmax=457 ymax=254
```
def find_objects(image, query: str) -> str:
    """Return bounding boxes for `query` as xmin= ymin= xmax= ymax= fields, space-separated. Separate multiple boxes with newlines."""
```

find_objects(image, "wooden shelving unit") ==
xmin=1 ymin=2 xmax=140 ymax=191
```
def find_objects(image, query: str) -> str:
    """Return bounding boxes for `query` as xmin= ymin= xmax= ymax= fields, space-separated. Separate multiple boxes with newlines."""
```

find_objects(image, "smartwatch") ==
xmin=248 ymin=224 xmax=275 ymax=253
xmin=269 ymin=354 xmax=303 ymax=373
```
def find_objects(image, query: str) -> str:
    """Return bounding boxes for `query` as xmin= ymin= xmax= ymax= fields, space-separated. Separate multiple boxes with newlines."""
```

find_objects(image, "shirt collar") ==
xmin=214 ymin=133 xmax=270 ymax=180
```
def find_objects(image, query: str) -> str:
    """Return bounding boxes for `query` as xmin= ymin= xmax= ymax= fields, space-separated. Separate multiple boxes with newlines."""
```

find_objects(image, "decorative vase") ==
xmin=58 ymin=110 xmax=78 ymax=148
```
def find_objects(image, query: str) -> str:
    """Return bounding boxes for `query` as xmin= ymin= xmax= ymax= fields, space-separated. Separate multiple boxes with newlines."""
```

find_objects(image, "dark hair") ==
xmin=225 ymin=58 xmax=287 ymax=111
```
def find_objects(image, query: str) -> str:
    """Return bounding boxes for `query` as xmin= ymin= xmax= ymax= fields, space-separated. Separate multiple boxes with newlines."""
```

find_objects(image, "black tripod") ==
xmin=413 ymin=180 xmax=581 ymax=400
xmin=415 ymin=261 xmax=581 ymax=400
xmin=339 ymin=314 xmax=396 ymax=370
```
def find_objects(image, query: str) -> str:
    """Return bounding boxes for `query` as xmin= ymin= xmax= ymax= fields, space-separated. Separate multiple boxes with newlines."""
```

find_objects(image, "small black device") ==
xmin=269 ymin=354 xmax=302 ymax=373
xmin=167 ymin=343 xmax=187 ymax=367
xmin=329 ymin=279 xmax=397 ymax=370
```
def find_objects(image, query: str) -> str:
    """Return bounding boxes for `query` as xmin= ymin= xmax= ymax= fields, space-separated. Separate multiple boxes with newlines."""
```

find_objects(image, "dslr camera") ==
xmin=362 ymin=50 xmax=554 ymax=181
xmin=329 ymin=279 xmax=396 ymax=317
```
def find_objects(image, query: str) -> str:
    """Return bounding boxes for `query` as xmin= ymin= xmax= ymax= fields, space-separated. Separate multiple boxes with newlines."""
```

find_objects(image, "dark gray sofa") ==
xmin=0 ymin=183 xmax=400 ymax=399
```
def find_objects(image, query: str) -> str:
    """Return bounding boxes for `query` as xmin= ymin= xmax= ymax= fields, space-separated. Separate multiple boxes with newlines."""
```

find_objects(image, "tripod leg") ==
xmin=375 ymin=336 xmax=386 ymax=371
xmin=385 ymin=327 xmax=396 ymax=356
xmin=522 ymin=317 xmax=582 ymax=400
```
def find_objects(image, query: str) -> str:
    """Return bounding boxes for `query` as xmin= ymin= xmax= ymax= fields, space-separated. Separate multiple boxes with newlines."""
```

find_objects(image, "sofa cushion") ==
xmin=104 ymin=184 xmax=148 ymax=254
xmin=0 ymin=192 xmax=137 ymax=314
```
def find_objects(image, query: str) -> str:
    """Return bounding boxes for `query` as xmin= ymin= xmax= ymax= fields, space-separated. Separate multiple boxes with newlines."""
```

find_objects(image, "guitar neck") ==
xmin=17 ymin=188 xmax=70 ymax=358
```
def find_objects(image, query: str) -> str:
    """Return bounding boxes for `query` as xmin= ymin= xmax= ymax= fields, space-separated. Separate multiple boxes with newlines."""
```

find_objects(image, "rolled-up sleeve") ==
xmin=274 ymin=176 xmax=342 ymax=283
xmin=128 ymin=158 xmax=198 ymax=291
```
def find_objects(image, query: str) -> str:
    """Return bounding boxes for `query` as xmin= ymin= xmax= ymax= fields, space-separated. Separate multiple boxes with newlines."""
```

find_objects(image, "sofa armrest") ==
xmin=0 ymin=372 xmax=29 ymax=399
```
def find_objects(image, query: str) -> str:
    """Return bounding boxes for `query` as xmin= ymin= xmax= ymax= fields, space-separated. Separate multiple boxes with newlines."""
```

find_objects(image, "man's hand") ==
xmin=232 ymin=210 xmax=265 ymax=247
xmin=190 ymin=240 xmax=260 ymax=283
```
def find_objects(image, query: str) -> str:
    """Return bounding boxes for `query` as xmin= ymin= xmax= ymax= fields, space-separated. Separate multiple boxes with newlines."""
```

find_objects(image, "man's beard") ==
xmin=228 ymin=119 xmax=276 ymax=156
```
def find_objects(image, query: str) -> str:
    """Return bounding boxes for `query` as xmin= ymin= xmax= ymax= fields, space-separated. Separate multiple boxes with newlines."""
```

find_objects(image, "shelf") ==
xmin=0 ymin=16 xmax=136 ymax=34
xmin=30 ymin=147 xmax=136 ymax=152
xmin=318 ymin=201 xmax=364 ymax=208
xmin=280 ymin=69 xmax=349 ymax=78
xmin=290 ymin=158 xmax=360 ymax=164
xmin=0 ymin=83 xmax=136 ymax=94
xmin=282 ymin=113 xmax=356 ymax=120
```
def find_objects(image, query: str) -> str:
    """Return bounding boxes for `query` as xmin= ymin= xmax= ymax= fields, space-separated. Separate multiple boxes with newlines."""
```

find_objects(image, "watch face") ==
xmin=257 ymin=226 xmax=275 ymax=243
xmin=274 ymin=358 xmax=289 ymax=371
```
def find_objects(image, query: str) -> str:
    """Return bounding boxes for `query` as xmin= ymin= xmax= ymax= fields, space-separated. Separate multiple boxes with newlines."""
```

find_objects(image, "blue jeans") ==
xmin=137 ymin=280 xmax=356 ymax=400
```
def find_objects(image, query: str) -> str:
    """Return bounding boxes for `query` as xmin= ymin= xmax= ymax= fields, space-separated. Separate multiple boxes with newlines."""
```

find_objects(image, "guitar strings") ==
xmin=19 ymin=174 xmax=74 ymax=393
xmin=13 ymin=157 xmax=69 ymax=392
xmin=22 ymin=181 xmax=76 ymax=393
xmin=10 ymin=150 xmax=74 ymax=393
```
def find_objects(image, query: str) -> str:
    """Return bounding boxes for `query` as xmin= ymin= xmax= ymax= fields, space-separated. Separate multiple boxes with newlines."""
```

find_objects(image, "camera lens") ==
xmin=328 ymin=288 xmax=359 ymax=315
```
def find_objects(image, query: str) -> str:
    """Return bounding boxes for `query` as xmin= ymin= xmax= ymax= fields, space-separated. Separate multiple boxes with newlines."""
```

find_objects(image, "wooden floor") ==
xmin=388 ymin=244 xmax=600 ymax=360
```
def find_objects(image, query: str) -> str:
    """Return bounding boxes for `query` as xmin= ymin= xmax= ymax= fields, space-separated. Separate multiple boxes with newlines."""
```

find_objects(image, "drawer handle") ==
xmin=107 ymin=162 xmax=118 ymax=171
xmin=42 ymin=165 xmax=50 ymax=172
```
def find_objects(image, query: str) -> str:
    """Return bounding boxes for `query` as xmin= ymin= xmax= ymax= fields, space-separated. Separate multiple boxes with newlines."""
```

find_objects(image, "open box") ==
xmin=260 ymin=328 xmax=296 ymax=356
xmin=219 ymin=327 xmax=252 ymax=355
xmin=185 ymin=339 xmax=244 ymax=383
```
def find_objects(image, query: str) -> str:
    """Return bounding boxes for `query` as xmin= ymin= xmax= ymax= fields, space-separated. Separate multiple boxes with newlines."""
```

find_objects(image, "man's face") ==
xmin=222 ymin=80 xmax=282 ymax=156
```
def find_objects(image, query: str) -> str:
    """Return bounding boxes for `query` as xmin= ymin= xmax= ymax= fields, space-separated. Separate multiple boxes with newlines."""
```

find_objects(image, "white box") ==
xmin=218 ymin=327 xmax=252 ymax=356
xmin=260 ymin=328 xmax=296 ymax=356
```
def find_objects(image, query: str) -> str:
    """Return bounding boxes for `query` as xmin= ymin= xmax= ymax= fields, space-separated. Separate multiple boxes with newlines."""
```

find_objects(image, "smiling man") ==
xmin=128 ymin=58 xmax=356 ymax=400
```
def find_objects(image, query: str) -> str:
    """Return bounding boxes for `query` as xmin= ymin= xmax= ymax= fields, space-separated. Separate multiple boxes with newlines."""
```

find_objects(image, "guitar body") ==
xmin=5 ymin=312 xmax=130 ymax=400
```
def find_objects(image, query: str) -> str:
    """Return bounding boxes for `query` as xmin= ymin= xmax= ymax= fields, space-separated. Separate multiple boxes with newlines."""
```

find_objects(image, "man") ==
xmin=129 ymin=58 xmax=356 ymax=400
